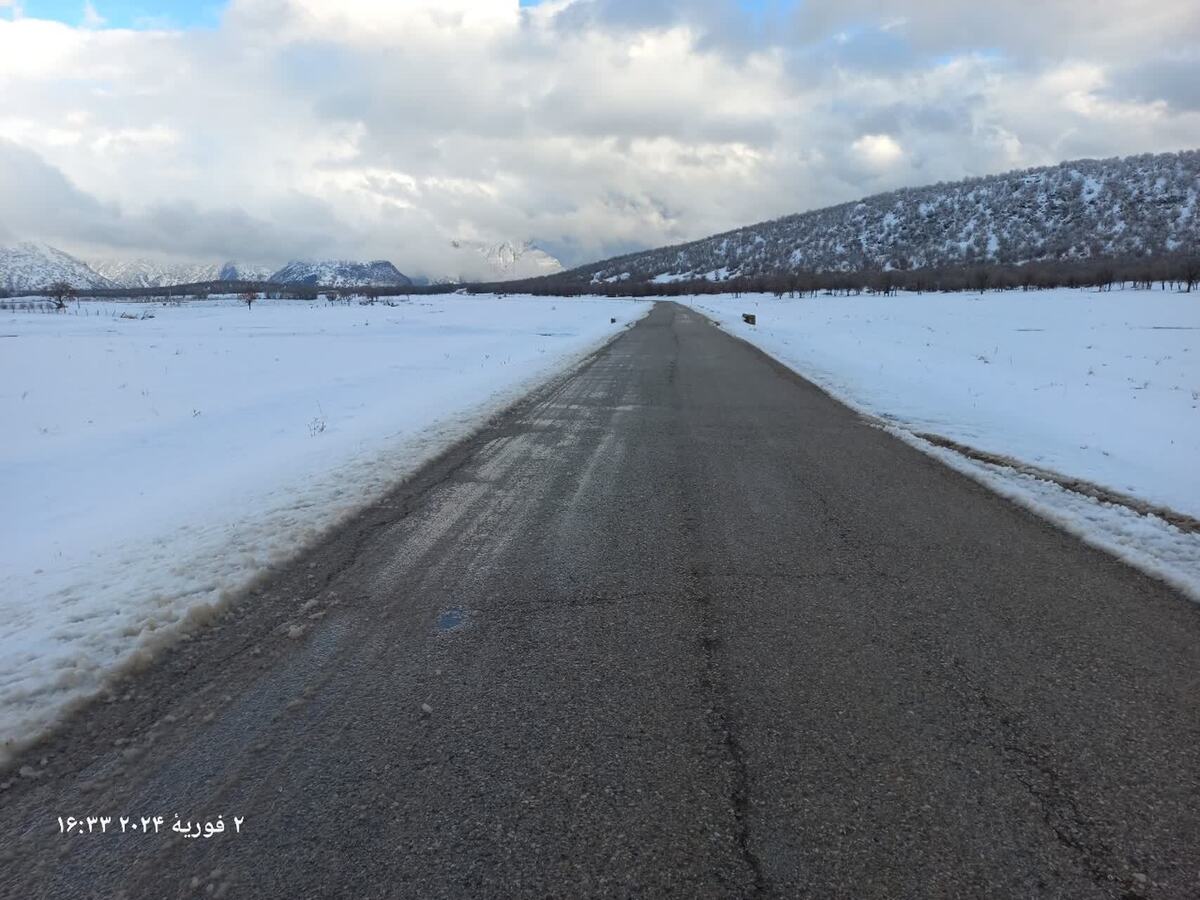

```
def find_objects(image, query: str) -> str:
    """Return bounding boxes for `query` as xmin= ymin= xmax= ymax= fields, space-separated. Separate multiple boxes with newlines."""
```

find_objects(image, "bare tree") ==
xmin=1182 ymin=257 xmax=1200 ymax=294
xmin=240 ymin=289 xmax=258 ymax=311
xmin=47 ymin=281 xmax=75 ymax=310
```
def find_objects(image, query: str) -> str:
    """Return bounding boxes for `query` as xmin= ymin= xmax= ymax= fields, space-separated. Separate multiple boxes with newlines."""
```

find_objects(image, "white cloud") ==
xmin=852 ymin=134 xmax=904 ymax=168
xmin=0 ymin=0 xmax=1197 ymax=276
xmin=81 ymin=1 xmax=105 ymax=29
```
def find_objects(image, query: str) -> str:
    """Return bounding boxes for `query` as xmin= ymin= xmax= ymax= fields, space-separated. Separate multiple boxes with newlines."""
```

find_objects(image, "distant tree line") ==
xmin=18 ymin=279 xmax=458 ymax=302
xmin=10 ymin=255 xmax=1198 ymax=305
xmin=469 ymin=253 xmax=1200 ymax=298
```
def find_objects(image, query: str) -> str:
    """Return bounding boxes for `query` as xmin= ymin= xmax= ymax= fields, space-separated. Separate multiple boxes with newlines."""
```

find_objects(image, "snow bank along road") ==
xmin=0 ymin=295 xmax=649 ymax=758
xmin=2 ymin=303 xmax=1199 ymax=898
xmin=694 ymin=290 xmax=1200 ymax=600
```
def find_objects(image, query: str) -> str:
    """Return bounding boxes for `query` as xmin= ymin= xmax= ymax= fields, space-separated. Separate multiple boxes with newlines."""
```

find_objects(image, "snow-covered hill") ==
xmin=558 ymin=149 xmax=1200 ymax=286
xmin=0 ymin=242 xmax=113 ymax=292
xmin=270 ymin=259 xmax=412 ymax=287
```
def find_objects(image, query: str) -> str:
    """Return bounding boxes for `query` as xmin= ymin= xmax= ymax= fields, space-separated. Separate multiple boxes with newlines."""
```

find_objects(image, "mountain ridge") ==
xmin=268 ymin=259 xmax=413 ymax=288
xmin=536 ymin=149 xmax=1199 ymax=289
xmin=91 ymin=259 xmax=274 ymax=289
xmin=458 ymin=240 xmax=564 ymax=282
xmin=0 ymin=242 xmax=114 ymax=292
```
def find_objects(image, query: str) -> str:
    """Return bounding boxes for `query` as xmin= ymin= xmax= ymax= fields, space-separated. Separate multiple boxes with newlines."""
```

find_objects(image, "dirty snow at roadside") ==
xmin=0 ymin=294 xmax=649 ymax=757
xmin=692 ymin=288 xmax=1200 ymax=599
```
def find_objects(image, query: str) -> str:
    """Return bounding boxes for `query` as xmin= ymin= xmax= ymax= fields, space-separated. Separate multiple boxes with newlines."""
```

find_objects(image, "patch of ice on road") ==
xmin=0 ymin=294 xmax=649 ymax=760
xmin=692 ymin=288 xmax=1200 ymax=599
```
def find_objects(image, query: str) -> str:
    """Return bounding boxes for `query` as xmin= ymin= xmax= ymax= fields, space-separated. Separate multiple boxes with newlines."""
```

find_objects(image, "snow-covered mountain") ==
xmin=217 ymin=261 xmax=274 ymax=282
xmin=431 ymin=240 xmax=564 ymax=284
xmin=552 ymin=149 xmax=1200 ymax=287
xmin=0 ymin=246 xmax=283 ymax=292
xmin=3 ymin=240 xmax=551 ymax=293
xmin=270 ymin=260 xmax=412 ymax=287
xmin=92 ymin=258 xmax=220 ymax=289
xmin=0 ymin=242 xmax=113 ymax=292
xmin=472 ymin=240 xmax=563 ymax=281
xmin=92 ymin=258 xmax=276 ymax=287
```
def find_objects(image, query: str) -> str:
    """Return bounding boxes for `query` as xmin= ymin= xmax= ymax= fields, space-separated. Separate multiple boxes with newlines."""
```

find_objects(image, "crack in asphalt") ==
xmin=697 ymin=618 xmax=770 ymax=898
xmin=945 ymin=653 xmax=1143 ymax=896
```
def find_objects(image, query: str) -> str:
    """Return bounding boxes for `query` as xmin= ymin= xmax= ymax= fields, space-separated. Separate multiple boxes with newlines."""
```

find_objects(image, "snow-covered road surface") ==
xmin=0 ymin=294 xmax=649 ymax=757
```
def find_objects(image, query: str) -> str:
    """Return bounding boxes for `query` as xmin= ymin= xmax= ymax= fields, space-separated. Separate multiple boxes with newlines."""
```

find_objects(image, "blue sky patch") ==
xmin=12 ymin=1 xmax=225 ymax=29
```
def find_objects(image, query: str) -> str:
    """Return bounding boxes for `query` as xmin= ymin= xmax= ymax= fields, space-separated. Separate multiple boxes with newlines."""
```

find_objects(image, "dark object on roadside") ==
xmin=743 ymin=313 xmax=756 ymax=325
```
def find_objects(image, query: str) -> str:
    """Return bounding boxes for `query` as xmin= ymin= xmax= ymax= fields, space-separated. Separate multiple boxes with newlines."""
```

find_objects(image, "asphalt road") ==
xmin=2 ymin=301 xmax=1198 ymax=898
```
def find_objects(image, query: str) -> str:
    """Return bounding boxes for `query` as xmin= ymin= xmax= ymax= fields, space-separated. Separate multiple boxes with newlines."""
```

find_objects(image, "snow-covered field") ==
xmin=0 ymin=294 xmax=649 ymax=759
xmin=693 ymin=288 xmax=1200 ymax=600
xmin=3 ymin=287 xmax=1196 ymax=759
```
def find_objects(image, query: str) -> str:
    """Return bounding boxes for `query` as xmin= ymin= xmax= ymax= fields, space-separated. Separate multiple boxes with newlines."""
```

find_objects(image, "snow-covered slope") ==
xmin=0 ymin=242 xmax=113 ymax=292
xmin=560 ymin=149 xmax=1200 ymax=286
xmin=423 ymin=240 xmax=564 ymax=284
xmin=218 ymin=261 xmax=273 ymax=282
xmin=270 ymin=259 xmax=412 ymax=287
xmin=2 ymin=246 xmax=280 ymax=291
xmin=92 ymin=258 xmax=221 ymax=288
xmin=93 ymin=258 xmax=277 ymax=287
xmin=7 ymin=242 xmax=552 ymax=291
xmin=470 ymin=240 xmax=564 ymax=281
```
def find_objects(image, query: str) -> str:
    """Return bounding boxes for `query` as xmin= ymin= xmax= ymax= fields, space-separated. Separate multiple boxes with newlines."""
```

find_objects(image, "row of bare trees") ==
xmin=13 ymin=255 xmax=1198 ymax=307
xmin=476 ymin=254 xmax=1200 ymax=299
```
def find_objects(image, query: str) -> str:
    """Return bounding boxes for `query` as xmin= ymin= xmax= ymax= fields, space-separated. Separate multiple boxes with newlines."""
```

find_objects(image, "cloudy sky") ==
xmin=1 ymin=0 xmax=1197 ymax=277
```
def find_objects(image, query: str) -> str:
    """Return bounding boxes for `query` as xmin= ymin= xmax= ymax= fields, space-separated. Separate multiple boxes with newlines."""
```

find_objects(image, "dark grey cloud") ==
xmin=0 ymin=139 xmax=120 ymax=239
xmin=0 ymin=140 xmax=345 ymax=265
xmin=1106 ymin=55 xmax=1200 ymax=112
xmin=532 ymin=87 xmax=780 ymax=146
